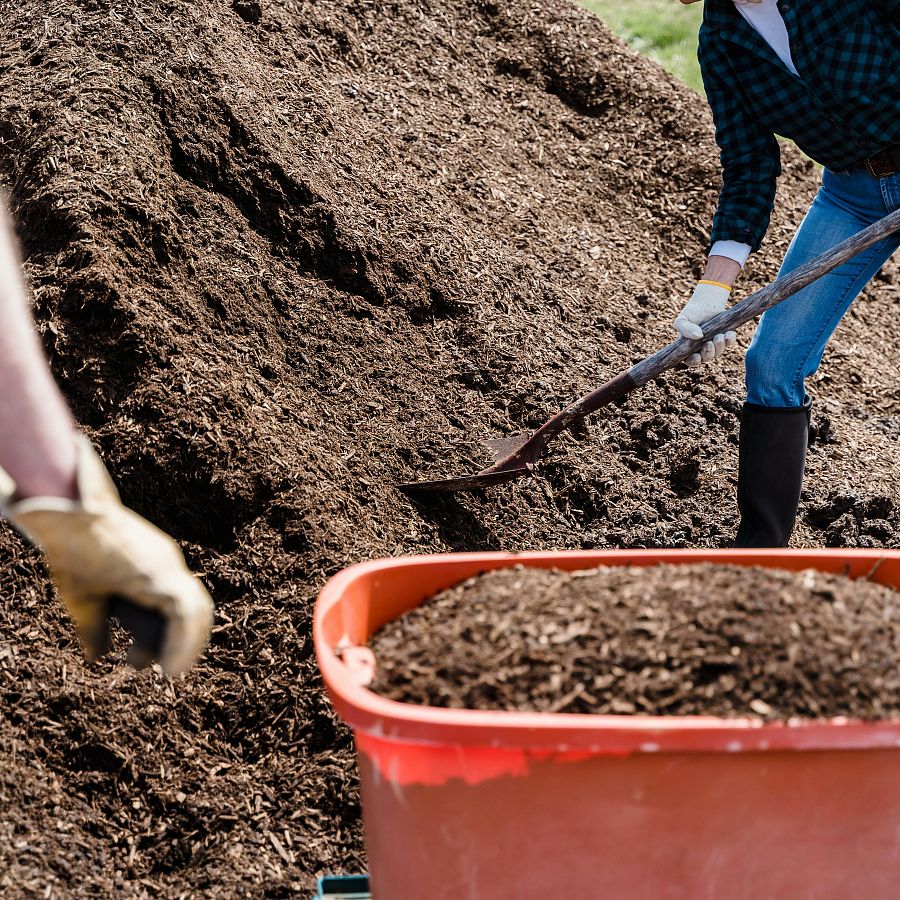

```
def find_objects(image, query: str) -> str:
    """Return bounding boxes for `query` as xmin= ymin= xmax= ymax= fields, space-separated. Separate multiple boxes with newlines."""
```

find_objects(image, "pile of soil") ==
xmin=0 ymin=0 xmax=898 ymax=895
xmin=370 ymin=563 xmax=900 ymax=719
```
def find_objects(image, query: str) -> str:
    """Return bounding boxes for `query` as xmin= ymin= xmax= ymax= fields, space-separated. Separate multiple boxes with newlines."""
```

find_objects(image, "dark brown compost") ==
xmin=370 ymin=564 xmax=900 ymax=719
xmin=1 ymin=0 xmax=899 ymax=895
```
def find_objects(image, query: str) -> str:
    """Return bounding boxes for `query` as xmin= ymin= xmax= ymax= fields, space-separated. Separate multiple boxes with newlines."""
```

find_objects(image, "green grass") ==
xmin=579 ymin=0 xmax=705 ymax=95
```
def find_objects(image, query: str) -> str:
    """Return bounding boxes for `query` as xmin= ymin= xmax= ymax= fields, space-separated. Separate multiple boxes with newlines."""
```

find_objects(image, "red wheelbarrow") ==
xmin=315 ymin=549 xmax=900 ymax=899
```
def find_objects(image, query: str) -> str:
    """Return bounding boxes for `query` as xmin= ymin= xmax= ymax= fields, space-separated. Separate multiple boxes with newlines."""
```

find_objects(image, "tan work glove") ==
xmin=0 ymin=436 xmax=213 ymax=675
xmin=674 ymin=280 xmax=738 ymax=367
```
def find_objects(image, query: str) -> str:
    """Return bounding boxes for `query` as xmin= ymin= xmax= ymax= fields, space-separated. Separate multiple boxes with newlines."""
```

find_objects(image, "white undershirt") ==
xmin=709 ymin=0 xmax=798 ymax=267
xmin=734 ymin=0 xmax=798 ymax=77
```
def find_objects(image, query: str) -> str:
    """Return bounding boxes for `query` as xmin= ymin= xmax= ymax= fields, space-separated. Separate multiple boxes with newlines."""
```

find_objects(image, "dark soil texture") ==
xmin=1 ymin=0 xmax=899 ymax=896
xmin=370 ymin=563 xmax=900 ymax=719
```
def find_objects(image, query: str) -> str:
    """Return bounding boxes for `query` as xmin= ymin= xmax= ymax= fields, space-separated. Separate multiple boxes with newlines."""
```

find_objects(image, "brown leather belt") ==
xmin=865 ymin=145 xmax=900 ymax=178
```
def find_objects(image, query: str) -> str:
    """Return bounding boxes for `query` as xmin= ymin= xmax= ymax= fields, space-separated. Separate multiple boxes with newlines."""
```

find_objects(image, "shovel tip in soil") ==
xmin=398 ymin=431 xmax=542 ymax=494
xmin=397 ymin=466 xmax=531 ymax=494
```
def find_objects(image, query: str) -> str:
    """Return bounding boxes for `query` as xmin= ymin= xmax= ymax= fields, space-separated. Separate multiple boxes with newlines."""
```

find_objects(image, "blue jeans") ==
xmin=745 ymin=167 xmax=900 ymax=407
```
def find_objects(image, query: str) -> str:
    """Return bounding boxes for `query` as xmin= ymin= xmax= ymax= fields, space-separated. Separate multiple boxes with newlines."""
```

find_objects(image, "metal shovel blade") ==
xmin=397 ymin=429 xmax=550 ymax=494
xmin=397 ymin=466 xmax=531 ymax=494
xmin=397 ymin=373 xmax=634 ymax=494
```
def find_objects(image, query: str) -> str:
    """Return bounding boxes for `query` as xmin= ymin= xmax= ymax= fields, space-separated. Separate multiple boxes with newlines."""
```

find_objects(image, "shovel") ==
xmin=399 ymin=206 xmax=900 ymax=494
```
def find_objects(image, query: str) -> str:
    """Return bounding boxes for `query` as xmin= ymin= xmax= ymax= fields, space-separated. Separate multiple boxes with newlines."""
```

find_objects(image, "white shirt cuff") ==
xmin=710 ymin=240 xmax=751 ymax=268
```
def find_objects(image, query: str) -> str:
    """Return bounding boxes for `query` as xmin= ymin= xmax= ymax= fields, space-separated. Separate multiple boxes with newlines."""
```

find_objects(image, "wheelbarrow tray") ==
xmin=315 ymin=549 xmax=900 ymax=899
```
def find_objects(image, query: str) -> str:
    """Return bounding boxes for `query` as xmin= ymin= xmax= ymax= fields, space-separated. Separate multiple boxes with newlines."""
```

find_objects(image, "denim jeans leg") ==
xmin=745 ymin=171 xmax=900 ymax=408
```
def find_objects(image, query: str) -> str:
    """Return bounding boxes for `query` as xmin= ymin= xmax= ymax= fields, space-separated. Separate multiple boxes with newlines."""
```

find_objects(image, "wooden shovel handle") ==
xmin=630 ymin=205 xmax=900 ymax=387
xmin=516 ymin=206 xmax=900 ymax=459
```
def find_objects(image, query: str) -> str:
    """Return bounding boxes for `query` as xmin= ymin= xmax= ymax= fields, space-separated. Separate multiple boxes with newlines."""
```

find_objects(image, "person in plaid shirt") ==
xmin=674 ymin=0 xmax=900 ymax=546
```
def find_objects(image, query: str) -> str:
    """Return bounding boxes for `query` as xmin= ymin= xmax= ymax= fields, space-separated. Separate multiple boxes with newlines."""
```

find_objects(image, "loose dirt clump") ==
xmin=370 ymin=563 xmax=900 ymax=719
xmin=0 ymin=0 xmax=899 ymax=895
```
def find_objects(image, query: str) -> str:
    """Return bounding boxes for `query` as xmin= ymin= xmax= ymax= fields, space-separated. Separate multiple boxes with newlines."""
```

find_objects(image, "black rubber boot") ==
xmin=733 ymin=398 xmax=812 ymax=548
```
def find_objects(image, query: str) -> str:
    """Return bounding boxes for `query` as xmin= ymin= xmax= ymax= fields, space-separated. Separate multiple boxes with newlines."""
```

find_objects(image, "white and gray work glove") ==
xmin=0 ymin=436 xmax=214 ymax=675
xmin=673 ymin=280 xmax=738 ymax=367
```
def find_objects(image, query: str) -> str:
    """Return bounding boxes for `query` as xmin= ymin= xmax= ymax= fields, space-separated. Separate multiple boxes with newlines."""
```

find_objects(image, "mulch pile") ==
xmin=370 ymin=563 xmax=900 ymax=719
xmin=0 ymin=0 xmax=898 ymax=895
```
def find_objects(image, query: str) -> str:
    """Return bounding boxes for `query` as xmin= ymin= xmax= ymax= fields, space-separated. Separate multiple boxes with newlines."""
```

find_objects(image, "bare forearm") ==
xmin=702 ymin=254 xmax=742 ymax=288
xmin=0 ymin=205 xmax=77 ymax=501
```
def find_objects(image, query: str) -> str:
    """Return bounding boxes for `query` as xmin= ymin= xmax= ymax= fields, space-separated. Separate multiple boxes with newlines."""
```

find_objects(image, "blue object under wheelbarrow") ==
xmin=312 ymin=874 xmax=371 ymax=899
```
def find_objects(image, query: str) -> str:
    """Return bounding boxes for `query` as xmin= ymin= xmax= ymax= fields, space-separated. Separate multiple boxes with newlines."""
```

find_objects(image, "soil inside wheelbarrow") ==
xmin=369 ymin=564 xmax=900 ymax=719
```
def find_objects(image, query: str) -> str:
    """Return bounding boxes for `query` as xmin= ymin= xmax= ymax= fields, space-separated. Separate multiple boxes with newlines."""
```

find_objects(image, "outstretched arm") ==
xmin=699 ymin=42 xmax=783 ymax=253
xmin=0 ymin=206 xmax=78 ymax=501
xmin=0 ymin=201 xmax=212 ymax=676
xmin=673 ymin=38 xmax=782 ymax=366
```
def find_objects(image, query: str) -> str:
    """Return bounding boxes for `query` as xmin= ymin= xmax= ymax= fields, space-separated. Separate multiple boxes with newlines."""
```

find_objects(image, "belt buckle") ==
xmin=866 ymin=150 xmax=898 ymax=179
xmin=866 ymin=155 xmax=887 ymax=178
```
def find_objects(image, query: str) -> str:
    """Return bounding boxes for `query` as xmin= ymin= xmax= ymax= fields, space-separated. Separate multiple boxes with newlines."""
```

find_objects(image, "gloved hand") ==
xmin=0 ymin=436 xmax=213 ymax=675
xmin=674 ymin=280 xmax=738 ymax=367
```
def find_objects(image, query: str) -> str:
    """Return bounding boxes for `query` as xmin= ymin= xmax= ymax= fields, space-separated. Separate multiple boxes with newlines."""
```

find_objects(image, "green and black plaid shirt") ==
xmin=699 ymin=0 xmax=900 ymax=251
